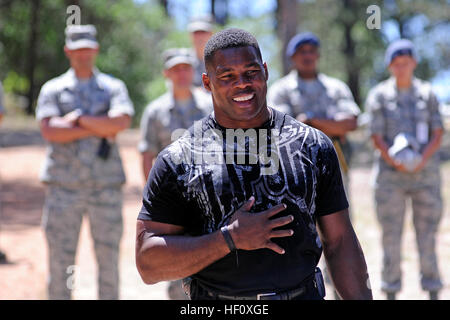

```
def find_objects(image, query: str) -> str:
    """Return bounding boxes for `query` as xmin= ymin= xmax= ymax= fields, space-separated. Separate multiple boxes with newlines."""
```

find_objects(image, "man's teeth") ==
xmin=233 ymin=94 xmax=254 ymax=102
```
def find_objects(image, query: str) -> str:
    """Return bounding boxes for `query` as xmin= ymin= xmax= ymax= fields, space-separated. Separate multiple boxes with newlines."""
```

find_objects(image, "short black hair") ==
xmin=204 ymin=28 xmax=263 ymax=68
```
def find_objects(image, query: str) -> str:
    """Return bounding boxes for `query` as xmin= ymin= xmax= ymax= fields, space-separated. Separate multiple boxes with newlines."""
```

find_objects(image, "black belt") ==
xmin=203 ymin=274 xmax=314 ymax=300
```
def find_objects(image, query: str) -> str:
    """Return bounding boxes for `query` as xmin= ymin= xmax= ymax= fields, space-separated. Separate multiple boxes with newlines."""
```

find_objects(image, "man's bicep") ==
xmin=137 ymin=219 xmax=185 ymax=239
xmin=317 ymin=209 xmax=352 ymax=245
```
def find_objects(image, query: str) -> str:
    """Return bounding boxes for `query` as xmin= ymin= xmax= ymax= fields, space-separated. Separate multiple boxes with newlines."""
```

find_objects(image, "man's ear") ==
xmin=202 ymin=73 xmax=212 ymax=92
xmin=64 ymin=45 xmax=71 ymax=59
xmin=263 ymin=62 xmax=269 ymax=81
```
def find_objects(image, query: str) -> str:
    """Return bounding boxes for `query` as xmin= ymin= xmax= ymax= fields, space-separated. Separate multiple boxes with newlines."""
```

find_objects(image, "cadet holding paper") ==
xmin=366 ymin=39 xmax=444 ymax=300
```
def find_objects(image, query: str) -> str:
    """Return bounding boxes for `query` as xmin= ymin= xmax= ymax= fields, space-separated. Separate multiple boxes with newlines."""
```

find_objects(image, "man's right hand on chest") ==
xmin=227 ymin=196 xmax=294 ymax=255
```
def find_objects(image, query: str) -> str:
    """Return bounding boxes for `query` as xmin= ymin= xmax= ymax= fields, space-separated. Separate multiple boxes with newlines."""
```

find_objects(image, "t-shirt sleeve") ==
xmin=138 ymin=152 xmax=189 ymax=226
xmin=314 ymin=132 xmax=349 ymax=216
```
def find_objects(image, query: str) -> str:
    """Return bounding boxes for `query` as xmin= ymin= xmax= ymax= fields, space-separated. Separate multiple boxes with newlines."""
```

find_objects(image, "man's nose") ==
xmin=234 ymin=74 xmax=251 ymax=88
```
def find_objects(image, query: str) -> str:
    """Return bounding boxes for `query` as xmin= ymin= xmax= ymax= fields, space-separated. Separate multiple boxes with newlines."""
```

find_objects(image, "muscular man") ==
xmin=136 ymin=28 xmax=372 ymax=300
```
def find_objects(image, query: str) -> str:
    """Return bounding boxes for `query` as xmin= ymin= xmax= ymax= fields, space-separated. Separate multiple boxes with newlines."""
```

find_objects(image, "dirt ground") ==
xmin=0 ymin=128 xmax=449 ymax=300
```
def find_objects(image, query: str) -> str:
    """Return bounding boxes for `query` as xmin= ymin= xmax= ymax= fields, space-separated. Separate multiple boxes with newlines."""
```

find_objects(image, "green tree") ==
xmin=0 ymin=0 xmax=172 ymax=124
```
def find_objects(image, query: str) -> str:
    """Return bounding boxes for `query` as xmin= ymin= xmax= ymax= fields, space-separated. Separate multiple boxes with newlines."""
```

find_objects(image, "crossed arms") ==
xmin=40 ymin=110 xmax=131 ymax=143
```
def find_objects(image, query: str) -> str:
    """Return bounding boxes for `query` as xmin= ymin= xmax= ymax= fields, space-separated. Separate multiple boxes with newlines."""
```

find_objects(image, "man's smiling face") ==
xmin=203 ymin=46 xmax=269 ymax=129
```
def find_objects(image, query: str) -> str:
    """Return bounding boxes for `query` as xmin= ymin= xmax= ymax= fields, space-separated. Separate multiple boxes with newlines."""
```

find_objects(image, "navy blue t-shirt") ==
xmin=138 ymin=107 xmax=348 ymax=296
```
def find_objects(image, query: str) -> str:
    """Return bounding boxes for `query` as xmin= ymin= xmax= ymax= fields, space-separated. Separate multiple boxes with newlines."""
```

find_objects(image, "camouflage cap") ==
xmin=385 ymin=39 xmax=417 ymax=66
xmin=286 ymin=32 xmax=320 ymax=57
xmin=187 ymin=15 xmax=214 ymax=33
xmin=163 ymin=48 xmax=195 ymax=70
xmin=65 ymin=24 xmax=99 ymax=50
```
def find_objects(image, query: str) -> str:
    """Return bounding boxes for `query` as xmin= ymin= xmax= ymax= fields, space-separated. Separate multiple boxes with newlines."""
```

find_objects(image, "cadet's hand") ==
xmin=63 ymin=109 xmax=83 ymax=126
xmin=412 ymin=156 xmax=427 ymax=173
xmin=227 ymin=196 xmax=294 ymax=254
xmin=48 ymin=116 xmax=74 ymax=128
xmin=387 ymin=156 xmax=408 ymax=173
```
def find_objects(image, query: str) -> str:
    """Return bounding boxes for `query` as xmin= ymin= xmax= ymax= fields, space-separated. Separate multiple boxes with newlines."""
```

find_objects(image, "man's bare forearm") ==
xmin=78 ymin=115 xmax=130 ymax=137
xmin=323 ymin=230 xmax=372 ymax=300
xmin=136 ymin=228 xmax=230 ymax=284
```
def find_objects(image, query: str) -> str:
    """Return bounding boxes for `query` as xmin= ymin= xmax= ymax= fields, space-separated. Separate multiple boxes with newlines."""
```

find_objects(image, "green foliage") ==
xmin=0 ymin=0 xmax=447 ymax=122
xmin=0 ymin=0 xmax=174 ymax=125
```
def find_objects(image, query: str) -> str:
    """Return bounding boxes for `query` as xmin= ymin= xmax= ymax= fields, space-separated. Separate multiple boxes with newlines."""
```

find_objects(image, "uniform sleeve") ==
xmin=108 ymin=80 xmax=135 ymax=117
xmin=138 ymin=153 xmax=190 ymax=226
xmin=267 ymin=83 xmax=293 ymax=116
xmin=365 ymin=88 xmax=385 ymax=136
xmin=0 ymin=82 xmax=4 ymax=114
xmin=428 ymin=90 xmax=443 ymax=131
xmin=35 ymin=82 xmax=61 ymax=121
xmin=335 ymin=82 xmax=360 ymax=117
xmin=138 ymin=106 xmax=160 ymax=154
xmin=314 ymin=133 xmax=349 ymax=216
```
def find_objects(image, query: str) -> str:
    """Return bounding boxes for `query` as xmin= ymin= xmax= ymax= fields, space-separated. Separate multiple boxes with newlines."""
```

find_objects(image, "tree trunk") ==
xmin=25 ymin=0 xmax=40 ymax=115
xmin=341 ymin=0 xmax=360 ymax=106
xmin=211 ymin=0 xmax=228 ymax=25
xmin=275 ymin=0 xmax=299 ymax=75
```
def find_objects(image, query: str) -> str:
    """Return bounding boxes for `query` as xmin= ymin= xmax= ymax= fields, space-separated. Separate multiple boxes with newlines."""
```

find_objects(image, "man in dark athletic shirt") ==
xmin=135 ymin=28 xmax=372 ymax=300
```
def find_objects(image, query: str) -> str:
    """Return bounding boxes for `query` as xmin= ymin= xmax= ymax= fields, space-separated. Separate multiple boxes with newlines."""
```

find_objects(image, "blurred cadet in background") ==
xmin=0 ymin=81 xmax=7 ymax=265
xmin=267 ymin=32 xmax=360 ymax=299
xmin=138 ymin=48 xmax=212 ymax=299
xmin=0 ymin=81 xmax=4 ymax=123
xmin=139 ymin=48 xmax=212 ymax=181
xmin=366 ymin=39 xmax=444 ymax=300
xmin=187 ymin=15 xmax=215 ymax=88
xmin=268 ymin=32 xmax=360 ymax=199
xmin=36 ymin=24 xmax=134 ymax=299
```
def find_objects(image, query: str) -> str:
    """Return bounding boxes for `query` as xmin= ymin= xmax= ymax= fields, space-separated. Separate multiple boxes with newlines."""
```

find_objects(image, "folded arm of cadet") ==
xmin=307 ymin=116 xmax=357 ymax=138
xmin=78 ymin=114 xmax=131 ymax=137
xmin=317 ymin=209 xmax=373 ymax=300
xmin=40 ymin=117 xmax=93 ymax=143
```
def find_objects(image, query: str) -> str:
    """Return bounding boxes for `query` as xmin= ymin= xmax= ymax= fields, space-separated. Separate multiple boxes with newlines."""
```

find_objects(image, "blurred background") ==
xmin=0 ymin=0 xmax=449 ymax=300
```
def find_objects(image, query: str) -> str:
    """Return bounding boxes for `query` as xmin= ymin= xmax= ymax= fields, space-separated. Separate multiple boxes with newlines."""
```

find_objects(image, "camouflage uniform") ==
xmin=36 ymin=68 xmax=134 ymax=299
xmin=0 ymin=82 xmax=6 ymax=264
xmin=191 ymin=53 xmax=206 ymax=88
xmin=139 ymin=87 xmax=212 ymax=154
xmin=0 ymin=82 xmax=4 ymax=115
xmin=366 ymin=76 xmax=443 ymax=293
xmin=267 ymin=71 xmax=360 ymax=197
